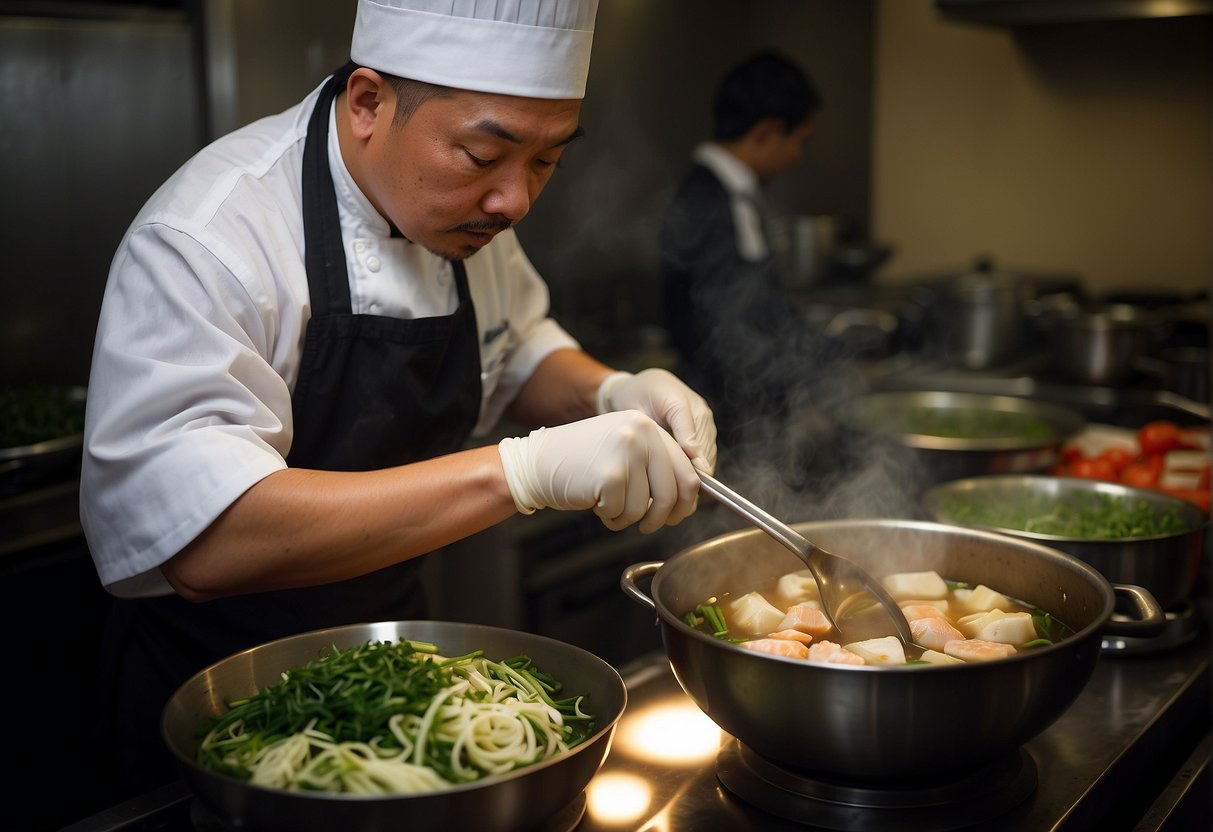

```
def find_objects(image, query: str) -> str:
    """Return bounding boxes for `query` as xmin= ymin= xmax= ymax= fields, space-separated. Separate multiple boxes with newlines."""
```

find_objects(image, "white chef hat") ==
xmin=350 ymin=0 xmax=599 ymax=100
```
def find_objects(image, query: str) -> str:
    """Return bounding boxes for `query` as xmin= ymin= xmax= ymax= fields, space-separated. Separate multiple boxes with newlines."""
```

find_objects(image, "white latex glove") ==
xmin=498 ymin=411 xmax=700 ymax=533
xmin=596 ymin=369 xmax=717 ymax=474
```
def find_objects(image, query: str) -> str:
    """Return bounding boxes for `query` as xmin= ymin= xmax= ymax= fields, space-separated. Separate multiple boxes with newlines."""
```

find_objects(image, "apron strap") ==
xmin=303 ymin=62 xmax=358 ymax=317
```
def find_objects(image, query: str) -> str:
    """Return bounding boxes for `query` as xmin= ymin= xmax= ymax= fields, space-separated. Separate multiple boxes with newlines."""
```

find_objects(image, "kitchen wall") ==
xmin=0 ymin=4 xmax=206 ymax=386
xmin=203 ymin=0 xmax=357 ymax=137
xmin=870 ymin=0 xmax=1213 ymax=295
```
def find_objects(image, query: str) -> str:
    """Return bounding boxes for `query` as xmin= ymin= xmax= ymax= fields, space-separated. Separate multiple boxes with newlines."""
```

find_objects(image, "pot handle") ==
xmin=1102 ymin=584 xmax=1168 ymax=638
xmin=620 ymin=561 xmax=664 ymax=610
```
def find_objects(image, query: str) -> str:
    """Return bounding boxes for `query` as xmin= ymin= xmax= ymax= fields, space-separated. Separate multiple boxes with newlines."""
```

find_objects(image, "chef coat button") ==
xmin=369 ymin=302 xmax=380 ymax=313
xmin=354 ymin=241 xmax=367 ymax=253
xmin=367 ymin=256 xmax=381 ymax=272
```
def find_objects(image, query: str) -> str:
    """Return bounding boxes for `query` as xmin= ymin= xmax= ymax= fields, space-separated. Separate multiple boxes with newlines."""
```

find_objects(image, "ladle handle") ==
xmin=697 ymin=471 xmax=813 ymax=560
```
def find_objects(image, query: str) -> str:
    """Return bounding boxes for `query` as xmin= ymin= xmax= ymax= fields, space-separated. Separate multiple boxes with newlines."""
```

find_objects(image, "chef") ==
xmin=80 ymin=0 xmax=715 ymax=803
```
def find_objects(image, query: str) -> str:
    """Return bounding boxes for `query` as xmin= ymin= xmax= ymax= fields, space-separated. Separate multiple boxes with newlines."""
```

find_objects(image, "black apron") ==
xmin=92 ymin=63 xmax=483 ymax=800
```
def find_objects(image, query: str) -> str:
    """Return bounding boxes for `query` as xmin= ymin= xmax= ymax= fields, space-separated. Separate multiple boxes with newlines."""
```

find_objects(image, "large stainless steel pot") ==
xmin=621 ymin=520 xmax=1162 ymax=781
xmin=936 ymin=267 xmax=1030 ymax=370
xmin=162 ymin=621 xmax=626 ymax=832
xmin=842 ymin=391 xmax=1085 ymax=488
xmin=1137 ymin=347 xmax=1211 ymax=404
xmin=922 ymin=475 xmax=1208 ymax=607
xmin=1048 ymin=303 xmax=1161 ymax=385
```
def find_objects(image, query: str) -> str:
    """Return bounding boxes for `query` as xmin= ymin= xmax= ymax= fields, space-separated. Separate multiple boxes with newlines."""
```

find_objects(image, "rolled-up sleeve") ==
xmin=81 ymin=222 xmax=293 ymax=596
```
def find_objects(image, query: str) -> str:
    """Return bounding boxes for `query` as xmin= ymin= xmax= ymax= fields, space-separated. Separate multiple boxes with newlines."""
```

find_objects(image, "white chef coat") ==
xmin=81 ymin=78 xmax=578 ymax=598
xmin=691 ymin=142 xmax=769 ymax=262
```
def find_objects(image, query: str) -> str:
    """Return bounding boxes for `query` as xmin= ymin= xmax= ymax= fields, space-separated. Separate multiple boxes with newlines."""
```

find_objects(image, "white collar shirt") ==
xmin=692 ymin=142 xmax=769 ymax=262
xmin=81 ymin=78 xmax=577 ymax=597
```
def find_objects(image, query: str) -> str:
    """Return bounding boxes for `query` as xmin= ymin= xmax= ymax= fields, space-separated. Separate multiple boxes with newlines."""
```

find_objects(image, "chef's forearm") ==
xmin=506 ymin=348 xmax=613 ymax=427
xmin=161 ymin=445 xmax=516 ymax=601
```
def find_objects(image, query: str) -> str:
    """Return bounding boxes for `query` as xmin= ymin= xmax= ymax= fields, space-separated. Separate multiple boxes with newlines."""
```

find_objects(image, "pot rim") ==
xmin=650 ymin=518 xmax=1115 ymax=671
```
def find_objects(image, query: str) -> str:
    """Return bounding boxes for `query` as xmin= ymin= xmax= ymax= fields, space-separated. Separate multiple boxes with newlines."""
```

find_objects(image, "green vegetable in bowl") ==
xmin=0 ymin=384 xmax=86 ymax=449
xmin=196 ymin=638 xmax=596 ymax=794
xmin=936 ymin=489 xmax=1191 ymax=539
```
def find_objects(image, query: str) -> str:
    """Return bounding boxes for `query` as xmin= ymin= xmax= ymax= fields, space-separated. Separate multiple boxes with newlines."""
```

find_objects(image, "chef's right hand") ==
xmin=498 ymin=410 xmax=700 ymax=533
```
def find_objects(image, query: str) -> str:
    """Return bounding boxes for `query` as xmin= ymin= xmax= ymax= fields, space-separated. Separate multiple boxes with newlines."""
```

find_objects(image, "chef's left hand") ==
xmin=597 ymin=369 xmax=717 ymax=474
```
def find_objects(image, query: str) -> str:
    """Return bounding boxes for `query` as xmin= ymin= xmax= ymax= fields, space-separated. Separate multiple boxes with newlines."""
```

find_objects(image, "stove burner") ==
xmin=716 ymin=741 xmax=1037 ymax=831
xmin=1101 ymin=598 xmax=1201 ymax=655
xmin=188 ymin=792 xmax=587 ymax=832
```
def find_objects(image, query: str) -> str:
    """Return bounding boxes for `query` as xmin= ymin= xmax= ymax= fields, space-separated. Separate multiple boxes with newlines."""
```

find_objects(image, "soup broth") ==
xmin=685 ymin=568 xmax=1074 ymax=667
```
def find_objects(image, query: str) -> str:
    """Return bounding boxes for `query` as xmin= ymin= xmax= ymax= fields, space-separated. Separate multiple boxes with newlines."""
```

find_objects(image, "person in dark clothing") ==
xmin=660 ymin=50 xmax=824 ymax=458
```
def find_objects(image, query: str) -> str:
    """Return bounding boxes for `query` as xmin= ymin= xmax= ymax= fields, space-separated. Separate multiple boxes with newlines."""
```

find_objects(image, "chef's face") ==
xmin=356 ymin=78 xmax=583 ymax=260
xmin=756 ymin=117 xmax=815 ymax=183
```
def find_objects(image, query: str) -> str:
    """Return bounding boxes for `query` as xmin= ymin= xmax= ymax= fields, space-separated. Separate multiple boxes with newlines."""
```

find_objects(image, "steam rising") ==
xmin=659 ymin=237 xmax=927 ymax=565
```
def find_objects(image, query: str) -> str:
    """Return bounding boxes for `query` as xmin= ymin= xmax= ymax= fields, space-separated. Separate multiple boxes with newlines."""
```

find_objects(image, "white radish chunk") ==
xmin=959 ymin=609 xmax=1000 ymax=638
xmin=775 ymin=570 xmax=822 ymax=603
xmin=960 ymin=584 xmax=1013 ymax=613
xmin=882 ymin=570 xmax=948 ymax=600
xmin=918 ymin=649 xmax=963 ymax=665
xmin=962 ymin=609 xmax=1037 ymax=644
xmin=727 ymin=591 xmax=786 ymax=635
xmin=843 ymin=636 xmax=906 ymax=666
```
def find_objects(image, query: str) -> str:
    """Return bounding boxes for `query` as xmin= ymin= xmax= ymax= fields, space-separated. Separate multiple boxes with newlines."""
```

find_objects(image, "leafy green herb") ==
xmin=1032 ymin=612 xmax=1074 ymax=644
xmin=196 ymin=639 xmax=594 ymax=786
xmin=936 ymin=489 xmax=1192 ymax=539
xmin=0 ymin=384 xmax=86 ymax=448
xmin=1020 ymin=638 xmax=1053 ymax=649
xmin=864 ymin=405 xmax=1056 ymax=441
xmin=693 ymin=603 xmax=728 ymax=636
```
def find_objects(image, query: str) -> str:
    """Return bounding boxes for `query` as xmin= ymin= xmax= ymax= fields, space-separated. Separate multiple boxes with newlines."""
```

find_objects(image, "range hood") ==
xmin=937 ymin=0 xmax=1213 ymax=25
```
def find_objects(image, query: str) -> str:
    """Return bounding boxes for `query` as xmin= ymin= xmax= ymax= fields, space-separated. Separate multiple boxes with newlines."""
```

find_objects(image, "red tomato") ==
xmin=1061 ymin=446 xmax=1085 ymax=464
xmin=1096 ymin=447 xmax=1135 ymax=472
xmin=1072 ymin=457 xmax=1118 ymax=481
xmin=1138 ymin=421 xmax=1183 ymax=456
xmin=1160 ymin=487 xmax=1211 ymax=513
xmin=1120 ymin=461 xmax=1161 ymax=489
xmin=1141 ymin=453 xmax=1167 ymax=475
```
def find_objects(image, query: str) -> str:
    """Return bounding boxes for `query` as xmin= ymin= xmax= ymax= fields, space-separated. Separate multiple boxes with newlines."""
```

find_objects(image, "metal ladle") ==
xmin=697 ymin=471 xmax=914 ymax=646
